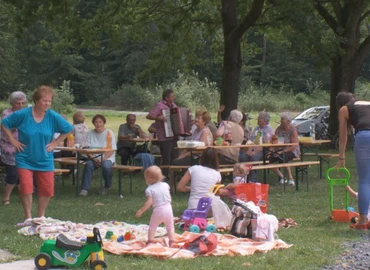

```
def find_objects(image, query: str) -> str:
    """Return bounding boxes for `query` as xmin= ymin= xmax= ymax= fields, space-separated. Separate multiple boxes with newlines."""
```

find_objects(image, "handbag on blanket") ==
xmin=229 ymin=201 xmax=258 ymax=239
xmin=183 ymin=233 xmax=217 ymax=255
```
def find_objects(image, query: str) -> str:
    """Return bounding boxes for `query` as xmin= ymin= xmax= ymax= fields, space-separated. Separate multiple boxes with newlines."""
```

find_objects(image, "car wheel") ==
xmin=35 ymin=253 xmax=52 ymax=270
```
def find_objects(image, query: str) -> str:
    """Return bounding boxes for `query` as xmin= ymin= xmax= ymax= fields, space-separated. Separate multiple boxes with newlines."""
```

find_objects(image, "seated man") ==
xmin=117 ymin=114 xmax=145 ymax=165
xmin=148 ymin=122 xmax=161 ymax=155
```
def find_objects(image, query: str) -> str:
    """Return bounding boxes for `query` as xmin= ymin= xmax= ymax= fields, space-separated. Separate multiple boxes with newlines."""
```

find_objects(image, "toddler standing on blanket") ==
xmin=136 ymin=166 xmax=175 ymax=246
xmin=218 ymin=163 xmax=252 ymax=198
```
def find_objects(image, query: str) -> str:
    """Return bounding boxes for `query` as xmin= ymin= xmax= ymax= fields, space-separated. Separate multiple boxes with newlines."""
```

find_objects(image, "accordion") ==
xmin=162 ymin=107 xmax=192 ymax=137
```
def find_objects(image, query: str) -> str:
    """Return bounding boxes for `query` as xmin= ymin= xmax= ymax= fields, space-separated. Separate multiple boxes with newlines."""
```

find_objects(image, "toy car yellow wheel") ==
xmin=90 ymin=260 xmax=107 ymax=270
xmin=35 ymin=253 xmax=52 ymax=270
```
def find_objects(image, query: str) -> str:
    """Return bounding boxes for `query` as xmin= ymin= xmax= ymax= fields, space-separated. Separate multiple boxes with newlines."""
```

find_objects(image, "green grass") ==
xmin=0 ymin=112 xmax=364 ymax=269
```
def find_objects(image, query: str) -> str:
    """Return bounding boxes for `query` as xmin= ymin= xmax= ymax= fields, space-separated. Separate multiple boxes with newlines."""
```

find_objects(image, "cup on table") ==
xmin=140 ymin=133 xmax=150 ymax=139
xmin=74 ymin=143 xmax=81 ymax=149
xmin=278 ymin=137 xmax=284 ymax=144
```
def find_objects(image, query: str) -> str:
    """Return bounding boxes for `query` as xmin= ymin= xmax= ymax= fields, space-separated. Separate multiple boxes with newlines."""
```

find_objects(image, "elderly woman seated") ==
xmin=268 ymin=111 xmax=300 ymax=186
xmin=173 ymin=109 xmax=213 ymax=166
xmin=239 ymin=111 xmax=274 ymax=182
xmin=215 ymin=109 xmax=244 ymax=164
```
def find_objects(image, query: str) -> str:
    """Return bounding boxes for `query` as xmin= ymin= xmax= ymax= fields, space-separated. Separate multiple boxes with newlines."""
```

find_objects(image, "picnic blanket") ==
xmin=17 ymin=217 xmax=292 ymax=260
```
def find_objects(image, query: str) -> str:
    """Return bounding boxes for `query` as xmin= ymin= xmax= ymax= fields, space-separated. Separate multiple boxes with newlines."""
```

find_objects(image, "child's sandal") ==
xmin=2 ymin=200 xmax=10 ymax=206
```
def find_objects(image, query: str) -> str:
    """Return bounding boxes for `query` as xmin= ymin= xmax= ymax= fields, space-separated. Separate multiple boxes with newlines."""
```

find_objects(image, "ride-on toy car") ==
xmin=35 ymin=227 xmax=107 ymax=270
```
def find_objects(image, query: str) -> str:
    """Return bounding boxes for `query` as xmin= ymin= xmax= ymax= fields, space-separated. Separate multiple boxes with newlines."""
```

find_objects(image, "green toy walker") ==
xmin=35 ymin=227 xmax=106 ymax=270
xmin=325 ymin=167 xmax=359 ymax=222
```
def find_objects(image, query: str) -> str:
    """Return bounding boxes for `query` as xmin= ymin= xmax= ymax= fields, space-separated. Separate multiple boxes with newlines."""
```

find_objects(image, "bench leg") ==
xmin=118 ymin=171 xmax=134 ymax=196
xmin=54 ymin=175 xmax=61 ymax=198
xmin=295 ymin=166 xmax=309 ymax=191
xmin=295 ymin=167 xmax=299 ymax=191
xmin=169 ymin=170 xmax=175 ymax=194
xmin=129 ymin=173 xmax=133 ymax=195
xmin=118 ymin=171 xmax=123 ymax=197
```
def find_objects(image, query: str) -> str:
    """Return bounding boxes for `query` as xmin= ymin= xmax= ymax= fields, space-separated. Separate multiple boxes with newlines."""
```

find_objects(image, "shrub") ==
xmin=52 ymin=81 xmax=76 ymax=114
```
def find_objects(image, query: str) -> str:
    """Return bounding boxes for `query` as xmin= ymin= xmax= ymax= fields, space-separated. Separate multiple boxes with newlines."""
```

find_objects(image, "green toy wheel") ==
xmin=90 ymin=259 xmax=107 ymax=270
xmin=189 ymin=225 xmax=200 ymax=233
xmin=206 ymin=224 xmax=216 ymax=232
xmin=35 ymin=253 xmax=52 ymax=270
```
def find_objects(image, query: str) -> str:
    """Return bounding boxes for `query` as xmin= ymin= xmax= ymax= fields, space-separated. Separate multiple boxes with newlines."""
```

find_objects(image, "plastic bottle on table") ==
xmin=67 ymin=133 xmax=75 ymax=147
xmin=254 ymin=130 xmax=260 ymax=145
xmin=224 ymin=121 xmax=232 ymax=143
xmin=106 ymin=131 xmax=112 ymax=149
xmin=258 ymin=130 xmax=263 ymax=145
xmin=310 ymin=122 xmax=315 ymax=141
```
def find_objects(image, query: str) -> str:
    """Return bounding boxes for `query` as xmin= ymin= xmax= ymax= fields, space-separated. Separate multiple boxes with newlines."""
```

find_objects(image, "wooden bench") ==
xmin=219 ymin=161 xmax=320 ymax=191
xmin=303 ymin=153 xmax=340 ymax=178
xmin=112 ymin=165 xmax=143 ymax=197
xmin=54 ymin=157 xmax=80 ymax=185
xmin=54 ymin=168 xmax=71 ymax=197
xmin=152 ymin=154 xmax=162 ymax=165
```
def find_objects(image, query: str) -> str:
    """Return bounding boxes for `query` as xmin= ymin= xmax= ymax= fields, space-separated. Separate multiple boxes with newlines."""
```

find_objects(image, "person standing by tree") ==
xmin=1 ymin=91 xmax=27 ymax=206
xmin=335 ymin=92 xmax=370 ymax=230
xmin=146 ymin=89 xmax=178 ymax=179
xmin=1 ymin=86 xmax=73 ymax=223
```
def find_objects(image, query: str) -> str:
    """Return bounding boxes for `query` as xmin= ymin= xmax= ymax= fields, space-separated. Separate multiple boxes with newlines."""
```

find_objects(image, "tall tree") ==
xmin=220 ymin=0 xmax=265 ymax=119
xmin=313 ymin=0 xmax=370 ymax=134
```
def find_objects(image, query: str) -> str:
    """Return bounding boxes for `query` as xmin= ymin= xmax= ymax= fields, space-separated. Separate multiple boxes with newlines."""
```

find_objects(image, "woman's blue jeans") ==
xmin=354 ymin=130 xmax=370 ymax=215
xmin=81 ymin=160 xmax=113 ymax=190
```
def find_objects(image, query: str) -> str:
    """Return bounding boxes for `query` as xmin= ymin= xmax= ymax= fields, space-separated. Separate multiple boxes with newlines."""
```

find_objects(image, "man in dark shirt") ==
xmin=117 ymin=114 xmax=144 ymax=165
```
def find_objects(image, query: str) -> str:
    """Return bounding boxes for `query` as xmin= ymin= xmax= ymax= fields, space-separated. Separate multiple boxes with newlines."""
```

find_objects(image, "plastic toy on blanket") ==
xmin=34 ymin=227 xmax=107 ymax=270
xmin=181 ymin=185 xmax=225 ymax=233
xmin=181 ymin=197 xmax=216 ymax=233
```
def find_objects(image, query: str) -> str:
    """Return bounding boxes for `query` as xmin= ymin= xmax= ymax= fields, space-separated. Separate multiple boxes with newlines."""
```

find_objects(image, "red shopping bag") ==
xmin=234 ymin=183 xmax=269 ymax=213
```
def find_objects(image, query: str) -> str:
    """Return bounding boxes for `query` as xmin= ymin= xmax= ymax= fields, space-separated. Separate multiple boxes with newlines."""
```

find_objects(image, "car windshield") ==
xmin=294 ymin=107 xmax=326 ymax=120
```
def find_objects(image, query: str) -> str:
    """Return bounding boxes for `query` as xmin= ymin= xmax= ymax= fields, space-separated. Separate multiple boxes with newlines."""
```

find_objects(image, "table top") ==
xmin=55 ymin=147 xmax=114 ymax=154
xmin=129 ymin=138 xmax=158 ymax=142
xmin=178 ymin=142 xmax=298 ymax=151
xmin=299 ymin=139 xmax=332 ymax=146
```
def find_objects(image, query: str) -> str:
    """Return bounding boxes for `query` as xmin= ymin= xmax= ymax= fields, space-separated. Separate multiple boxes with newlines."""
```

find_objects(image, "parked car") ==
xmin=292 ymin=106 xmax=330 ymax=136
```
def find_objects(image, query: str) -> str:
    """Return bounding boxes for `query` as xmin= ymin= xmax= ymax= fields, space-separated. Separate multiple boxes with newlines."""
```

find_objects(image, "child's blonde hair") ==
xmin=233 ymin=163 xmax=251 ymax=175
xmin=144 ymin=166 xmax=165 ymax=185
xmin=73 ymin=111 xmax=85 ymax=124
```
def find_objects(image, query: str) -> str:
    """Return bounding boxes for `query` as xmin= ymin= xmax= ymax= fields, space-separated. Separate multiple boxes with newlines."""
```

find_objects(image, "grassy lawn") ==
xmin=0 ymin=111 xmax=364 ymax=269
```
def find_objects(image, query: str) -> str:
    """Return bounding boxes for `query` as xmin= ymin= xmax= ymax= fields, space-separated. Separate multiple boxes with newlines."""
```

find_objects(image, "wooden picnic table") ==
xmin=55 ymin=147 xmax=115 ymax=196
xmin=299 ymin=139 xmax=334 ymax=178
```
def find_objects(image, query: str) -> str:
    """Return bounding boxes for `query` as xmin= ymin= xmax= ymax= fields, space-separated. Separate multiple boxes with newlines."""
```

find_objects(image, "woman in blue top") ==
xmin=1 ymin=86 xmax=73 ymax=224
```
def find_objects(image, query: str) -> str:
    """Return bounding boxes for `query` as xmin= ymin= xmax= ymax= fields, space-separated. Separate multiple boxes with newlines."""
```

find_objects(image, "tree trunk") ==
xmin=328 ymin=56 xmax=361 ymax=135
xmin=219 ymin=0 xmax=265 ymax=120
xmin=220 ymin=41 xmax=242 ymax=120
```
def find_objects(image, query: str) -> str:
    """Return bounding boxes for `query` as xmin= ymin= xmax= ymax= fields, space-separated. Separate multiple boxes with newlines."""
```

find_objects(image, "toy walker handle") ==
xmin=325 ymin=167 xmax=350 ymax=182
xmin=209 ymin=184 xmax=225 ymax=196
